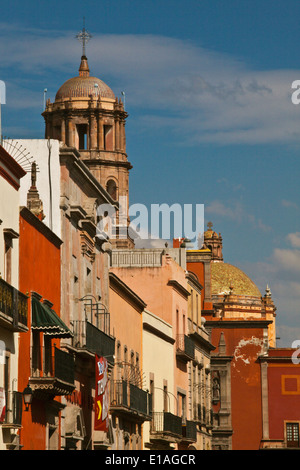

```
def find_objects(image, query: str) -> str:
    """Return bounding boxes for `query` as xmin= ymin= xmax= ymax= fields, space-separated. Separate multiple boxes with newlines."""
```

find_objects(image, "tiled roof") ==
xmin=55 ymin=76 xmax=115 ymax=101
xmin=211 ymin=262 xmax=261 ymax=297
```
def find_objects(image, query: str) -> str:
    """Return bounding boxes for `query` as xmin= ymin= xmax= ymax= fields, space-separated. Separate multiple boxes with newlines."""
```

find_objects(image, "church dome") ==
xmin=211 ymin=262 xmax=261 ymax=298
xmin=55 ymin=56 xmax=115 ymax=101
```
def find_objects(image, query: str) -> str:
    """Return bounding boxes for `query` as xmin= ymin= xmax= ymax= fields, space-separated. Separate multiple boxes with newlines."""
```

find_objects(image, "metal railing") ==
xmin=31 ymin=345 xmax=74 ymax=385
xmin=110 ymin=380 xmax=151 ymax=417
xmin=176 ymin=334 xmax=195 ymax=360
xmin=0 ymin=277 xmax=28 ymax=328
xmin=151 ymin=412 xmax=182 ymax=437
xmin=72 ymin=320 xmax=115 ymax=362
xmin=182 ymin=419 xmax=197 ymax=441
xmin=2 ymin=391 xmax=23 ymax=426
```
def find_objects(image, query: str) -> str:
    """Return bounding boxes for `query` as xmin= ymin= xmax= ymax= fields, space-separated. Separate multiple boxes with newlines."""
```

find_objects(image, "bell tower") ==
xmin=42 ymin=22 xmax=133 ymax=248
xmin=203 ymin=222 xmax=223 ymax=262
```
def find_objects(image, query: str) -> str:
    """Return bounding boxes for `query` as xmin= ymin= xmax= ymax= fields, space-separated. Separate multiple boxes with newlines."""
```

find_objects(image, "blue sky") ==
xmin=1 ymin=0 xmax=300 ymax=346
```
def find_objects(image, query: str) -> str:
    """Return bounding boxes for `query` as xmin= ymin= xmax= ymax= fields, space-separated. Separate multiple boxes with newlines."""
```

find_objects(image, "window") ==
xmin=163 ymin=384 xmax=168 ymax=412
xmin=32 ymin=330 xmax=41 ymax=377
xmin=177 ymin=391 xmax=186 ymax=423
xmin=77 ymin=124 xmax=88 ymax=150
xmin=104 ymin=125 xmax=113 ymax=150
xmin=286 ymin=422 xmax=299 ymax=448
xmin=106 ymin=179 xmax=117 ymax=200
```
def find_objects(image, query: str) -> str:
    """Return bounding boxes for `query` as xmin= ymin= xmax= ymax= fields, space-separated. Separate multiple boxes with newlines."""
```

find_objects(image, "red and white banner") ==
xmin=94 ymin=355 xmax=109 ymax=432
xmin=0 ymin=387 xmax=6 ymax=423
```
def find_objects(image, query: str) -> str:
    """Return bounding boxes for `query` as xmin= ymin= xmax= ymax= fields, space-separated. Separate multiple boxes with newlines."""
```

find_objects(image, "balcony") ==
xmin=0 ymin=277 xmax=28 ymax=332
xmin=110 ymin=380 xmax=151 ymax=421
xmin=72 ymin=320 xmax=115 ymax=365
xmin=150 ymin=412 xmax=183 ymax=442
xmin=30 ymin=345 xmax=75 ymax=397
xmin=193 ymin=403 xmax=213 ymax=426
xmin=0 ymin=391 xmax=23 ymax=428
xmin=176 ymin=335 xmax=195 ymax=362
xmin=182 ymin=419 xmax=197 ymax=442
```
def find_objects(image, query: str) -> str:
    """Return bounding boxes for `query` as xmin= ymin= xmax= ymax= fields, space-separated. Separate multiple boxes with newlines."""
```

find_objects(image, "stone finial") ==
xmin=265 ymin=285 xmax=272 ymax=297
xmin=79 ymin=56 xmax=90 ymax=77
xmin=27 ymin=162 xmax=45 ymax=221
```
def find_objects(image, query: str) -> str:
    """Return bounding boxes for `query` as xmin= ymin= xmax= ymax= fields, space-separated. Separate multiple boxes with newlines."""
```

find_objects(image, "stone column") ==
xmin=90 ymin=113 xmax=97 ymax=149
xmin=121 ymin=120 xmax=126 ymax=152
xmin=98 ymin=115 xmax=104 ymax=150
xmin=261 ymin=360 xmax=269 ymax=441
xmin=61 ymin=117 xmax=66 ymax=144
xmin=115 ymin=118 xmax=120 ymax=151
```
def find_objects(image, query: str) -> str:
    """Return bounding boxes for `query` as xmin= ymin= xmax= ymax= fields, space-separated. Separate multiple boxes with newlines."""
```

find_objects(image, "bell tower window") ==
xmin=104 ymin=125 xmax=113 ymax=151
xmin=106 ymin=179 xmax=117 ymax=200
xmin=77 ymin=124 xmax=88 ymax=150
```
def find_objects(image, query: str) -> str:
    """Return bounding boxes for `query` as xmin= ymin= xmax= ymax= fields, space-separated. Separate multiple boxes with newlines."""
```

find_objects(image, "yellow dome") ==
xmin=211 ymin=262 xmax=261 ymax=298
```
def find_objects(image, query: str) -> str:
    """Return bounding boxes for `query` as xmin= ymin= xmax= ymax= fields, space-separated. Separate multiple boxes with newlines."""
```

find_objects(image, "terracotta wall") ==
xmin=18 ymin=211 xmax=61 ymax=450
xmin=211 ymin=326 xmax=264 ymax=450
xmin=267 ymin=349 xmax=300 ymax=443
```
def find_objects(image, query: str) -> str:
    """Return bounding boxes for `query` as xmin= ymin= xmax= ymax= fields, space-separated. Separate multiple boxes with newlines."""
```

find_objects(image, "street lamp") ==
xmin=22 ymin=384 xmax=33 ymax=411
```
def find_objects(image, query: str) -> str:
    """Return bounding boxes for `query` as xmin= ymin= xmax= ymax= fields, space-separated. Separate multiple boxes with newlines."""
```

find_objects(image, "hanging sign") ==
xmin=0 ymin=387 xmax=6 ymax=423
xmin=94 ymin=355 xmax=109 ymax=432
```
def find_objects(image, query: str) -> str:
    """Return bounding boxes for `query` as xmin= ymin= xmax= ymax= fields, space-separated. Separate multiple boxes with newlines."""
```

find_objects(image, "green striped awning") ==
xmin=31 ymin=296 xmax=73 ymax=338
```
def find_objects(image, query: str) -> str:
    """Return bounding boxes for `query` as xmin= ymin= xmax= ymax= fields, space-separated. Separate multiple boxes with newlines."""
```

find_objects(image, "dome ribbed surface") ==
xmin=211 ymin=262 xmax=261 ymax=297
xmin=55 ymin=76 xmax=115 ymax=101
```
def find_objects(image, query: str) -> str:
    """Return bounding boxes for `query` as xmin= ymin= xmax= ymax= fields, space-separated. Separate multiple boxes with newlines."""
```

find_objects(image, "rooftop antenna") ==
xmin=76 ymin=17 xmax=92 ymax=57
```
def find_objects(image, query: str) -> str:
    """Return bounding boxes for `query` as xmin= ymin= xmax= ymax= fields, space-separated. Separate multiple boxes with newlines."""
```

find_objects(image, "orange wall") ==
xmin=211 ymin=326 xmax=264 ymax=450
xmin=18 ymin=212 xmax=61 ymax=450
xmin=111 ymin=257 xmax=190 ymax=415
xmin=267 ymin=349 xmax=300 ymax=442
xmin=109 ymin=286 xmax=143 ymax=361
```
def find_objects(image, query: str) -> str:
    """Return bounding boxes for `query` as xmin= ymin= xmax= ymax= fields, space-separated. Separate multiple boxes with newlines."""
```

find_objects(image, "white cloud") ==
xmin=282 ymin=200 xmax=299 ymax=210
xmin=205 ymin=200 xmax=271 ymax=232
xmin=273 ymin=248 xmax=300 ymax=273
xmin=286 ymin=232 xmax=300 ymax=248
xmin=1 ymin=24 xmax=300 ymax=145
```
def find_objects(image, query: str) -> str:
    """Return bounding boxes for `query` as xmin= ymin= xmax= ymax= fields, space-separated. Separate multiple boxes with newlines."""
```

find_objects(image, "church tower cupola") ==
xmin=42 ymin=22 xmax=133 ymax=248
xmin=203 ymin=222 xmax=223 ymax=262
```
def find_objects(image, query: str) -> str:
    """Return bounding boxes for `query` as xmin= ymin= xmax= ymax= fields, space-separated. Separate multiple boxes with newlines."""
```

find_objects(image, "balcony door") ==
xmin=286 ymin=422 xmax=299 ymax=448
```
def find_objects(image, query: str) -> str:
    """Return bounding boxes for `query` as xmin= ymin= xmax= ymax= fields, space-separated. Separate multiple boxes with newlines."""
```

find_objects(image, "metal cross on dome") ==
xmin=76 ymin=17 xmax=92 ymax=57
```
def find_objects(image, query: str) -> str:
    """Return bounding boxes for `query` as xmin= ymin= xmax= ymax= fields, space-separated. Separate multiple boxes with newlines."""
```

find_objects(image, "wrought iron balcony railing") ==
xmin=30 ymin=345 xmax=75 ymax=396
xmin=150 ymin=412 xmax=183 ymax=439
xmin=182 ymin=419 xmax=197 ymax=442
xmin=72 ymin=320 xmax=115 ymax=364
xmin=0 ymin=277 xmax=28 ymax=331
xmin=110 ymin=380 xmax=151 ymax=420
xmin=0 ymin=391 xmax=23 ymax=427
xmin=176 ymin=334 xmax=195 ymax=361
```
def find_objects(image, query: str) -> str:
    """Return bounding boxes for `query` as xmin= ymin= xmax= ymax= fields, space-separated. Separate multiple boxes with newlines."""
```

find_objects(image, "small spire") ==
xmin=27 ymin=162 xmax=45 ymax=221
xmin=76 ymin=18 xmax=92 ymax=77
xmin=265 ymin=285 xmax=272 ymax=297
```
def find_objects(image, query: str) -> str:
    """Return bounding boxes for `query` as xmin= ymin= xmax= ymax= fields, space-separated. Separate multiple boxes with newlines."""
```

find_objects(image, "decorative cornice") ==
xmin=19 ymin=206 xmax=63 ymax=248
xmin=204 ymin=319 xmax=272 ymax=329
xmin=59 ymin=147 xmax=119 ymax=208
xmin=109 ymin=272 xmax=147 ymax=312
xmin=167 ymin=279 xmax=190 ymax=299
xmin=143 ymin=322 xmax=175 ymax=345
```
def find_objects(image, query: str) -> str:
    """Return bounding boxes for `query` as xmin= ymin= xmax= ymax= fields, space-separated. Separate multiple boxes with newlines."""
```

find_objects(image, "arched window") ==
xmin=106 ymin=179 xmax=117 ymax=200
